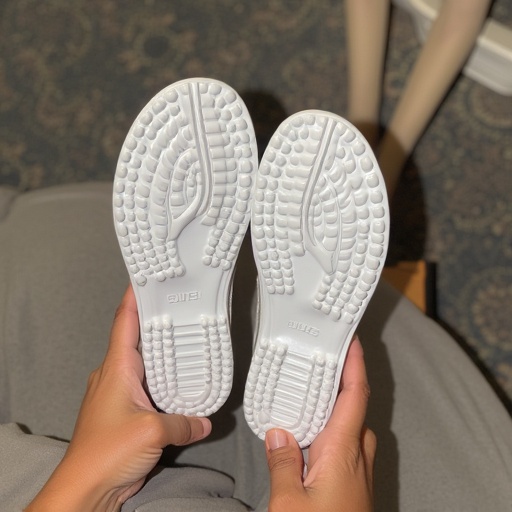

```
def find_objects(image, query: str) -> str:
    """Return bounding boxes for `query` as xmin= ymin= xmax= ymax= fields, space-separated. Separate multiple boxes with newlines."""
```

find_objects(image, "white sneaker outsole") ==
xmin=243 ymin=110 xmax=389 ymax=447
xmin=113 ymin=78 xmax=258 ymax=416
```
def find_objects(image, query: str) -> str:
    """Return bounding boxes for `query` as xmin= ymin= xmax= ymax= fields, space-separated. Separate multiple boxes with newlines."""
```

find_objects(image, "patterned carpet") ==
xmin=1 ymin=0 xmax=511 ymax=405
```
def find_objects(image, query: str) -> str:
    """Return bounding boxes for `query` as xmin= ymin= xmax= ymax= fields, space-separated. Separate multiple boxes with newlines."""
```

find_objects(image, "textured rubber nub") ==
xmin=113 ymin=78 xmax=258 ymax=416
xmin=243 ymin=110 xmax=389 ymax=447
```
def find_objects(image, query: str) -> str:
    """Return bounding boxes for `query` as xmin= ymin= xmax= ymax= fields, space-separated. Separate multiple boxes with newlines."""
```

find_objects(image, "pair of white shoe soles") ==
xmin=113 ymin=77 xmax=389 ymax=448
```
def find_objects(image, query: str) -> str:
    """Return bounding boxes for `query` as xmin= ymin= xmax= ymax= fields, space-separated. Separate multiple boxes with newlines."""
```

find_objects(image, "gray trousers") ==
xmin=1 ymin=183 xmax=511 ymax=511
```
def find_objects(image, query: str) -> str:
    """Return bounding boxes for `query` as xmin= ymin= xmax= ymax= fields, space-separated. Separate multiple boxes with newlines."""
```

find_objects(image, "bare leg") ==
xmin=345 ymin=0 xmax=391 ymax=148
xmin=379 ymin=0 xmax=491 ymax=197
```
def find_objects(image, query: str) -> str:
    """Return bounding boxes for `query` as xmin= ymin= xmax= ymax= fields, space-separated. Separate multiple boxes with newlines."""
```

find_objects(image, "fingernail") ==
xmin=192 ymin=418 xmax=211 ymax=441
xmin=266 ymin=429 xmax=289 ymax=451
xmin=200 ymin=418 xmax=212 ymax=438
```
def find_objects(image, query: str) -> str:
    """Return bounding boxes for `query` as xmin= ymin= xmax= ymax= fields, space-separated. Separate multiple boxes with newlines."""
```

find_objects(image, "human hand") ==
xmin=265 ymin=336 xmax=376 ymax=512
xmin=26 ymin=286 xmax=212 ymax=512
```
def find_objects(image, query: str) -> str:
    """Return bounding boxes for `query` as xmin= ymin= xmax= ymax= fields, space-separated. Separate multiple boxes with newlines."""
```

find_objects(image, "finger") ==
xmin=328 ymin=336 xmax=370 ymax=438
xmin=361 ymin=426 xmax=377 ymax=489
xmin=108 ymin=285 xmax=139 ymax=355
xmin=265 ymin=429 xmax=305 ymax=501
xmin=158 ymin=414 xmax=212 ymax=447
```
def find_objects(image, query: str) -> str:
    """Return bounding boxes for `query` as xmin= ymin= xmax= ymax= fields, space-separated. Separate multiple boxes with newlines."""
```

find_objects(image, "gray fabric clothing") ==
xmin=0 ymin=423 xmax=252 ymax=512
xmin=0 ymin=423 xmax=67 ymax=510
xmin=0 ymin=183 xmax=511 ymax=511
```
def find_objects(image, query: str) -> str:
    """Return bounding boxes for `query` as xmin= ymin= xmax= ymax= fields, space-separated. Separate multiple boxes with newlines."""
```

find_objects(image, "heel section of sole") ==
xmin=142 ymin=315 xmax=232 ymax=416
xmin=244 ymin=338 xmax=338 ymax=447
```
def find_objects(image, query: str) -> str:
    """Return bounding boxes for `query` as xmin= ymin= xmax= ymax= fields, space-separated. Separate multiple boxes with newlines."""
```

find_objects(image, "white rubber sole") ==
xmin=243 ymin=110 xmax=390 ymax=447
xmin=113 ymin=78 xmax=258 ymax=416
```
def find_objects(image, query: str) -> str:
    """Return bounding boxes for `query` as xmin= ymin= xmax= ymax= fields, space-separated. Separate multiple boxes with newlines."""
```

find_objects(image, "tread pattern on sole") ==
xmin=244 ymin=110 xmax=389 ymax=447
xmin=244 ymin=338 xmax=337 ymax=446
xmin=142 ymin=315 xmax=232 ymax=416
xmin=113 ymin=79 xmax=255 ymax=286
xmin=113 ymin=78 xmax=257 ymax=416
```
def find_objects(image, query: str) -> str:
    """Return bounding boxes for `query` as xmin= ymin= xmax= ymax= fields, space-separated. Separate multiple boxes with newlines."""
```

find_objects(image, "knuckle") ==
xmin=268 ymin=449 xmax=299 ymax=473
xmin=360 ymin=382 xmax=371 ymax=402
xmin=338 ymin=446 xmax=362 ymax=475
xmin=172 ymin=415 xmax=193 ymax=445
xmin=140 ymin=413 xmax=167 ymax=442
xmin=344 ymin=380 xmax=371 ymax=404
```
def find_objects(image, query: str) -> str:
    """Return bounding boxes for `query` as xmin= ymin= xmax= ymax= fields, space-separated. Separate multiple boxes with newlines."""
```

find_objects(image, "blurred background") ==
xmin=0 ymin=0 xmax=511 ymax=405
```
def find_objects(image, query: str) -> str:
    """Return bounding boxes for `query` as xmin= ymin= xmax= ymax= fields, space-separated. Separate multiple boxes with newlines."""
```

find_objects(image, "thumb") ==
xmin=157 ymin=414 xmax=212 ymax=447
xmin=265 ymin=429 xmax=305 ymax=500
